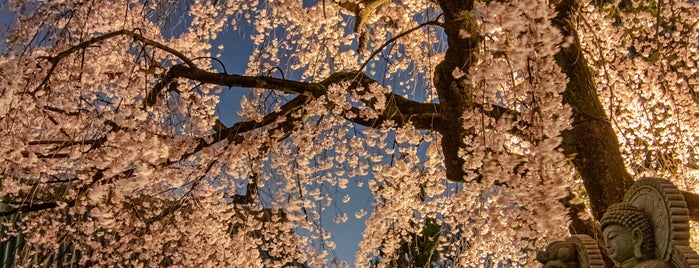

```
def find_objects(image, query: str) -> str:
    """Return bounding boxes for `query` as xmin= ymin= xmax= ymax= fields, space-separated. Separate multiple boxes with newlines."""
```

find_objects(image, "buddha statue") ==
xmin=600 ymin=203 xmax=670 ymax=268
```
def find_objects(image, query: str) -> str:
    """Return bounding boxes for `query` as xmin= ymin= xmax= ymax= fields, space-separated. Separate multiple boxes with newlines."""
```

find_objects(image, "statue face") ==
xmin=603 ymin=224 xmax=636 ymax=263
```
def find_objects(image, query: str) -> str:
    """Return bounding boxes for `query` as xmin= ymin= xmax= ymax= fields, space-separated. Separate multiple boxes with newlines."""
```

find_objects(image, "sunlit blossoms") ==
xmin=1 ymin=0 xmax=698 ymax=267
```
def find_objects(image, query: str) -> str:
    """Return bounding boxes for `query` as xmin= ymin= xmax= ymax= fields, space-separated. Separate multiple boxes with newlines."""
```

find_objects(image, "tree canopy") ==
xmin=1 ymin=0 xmax=698 ymax=266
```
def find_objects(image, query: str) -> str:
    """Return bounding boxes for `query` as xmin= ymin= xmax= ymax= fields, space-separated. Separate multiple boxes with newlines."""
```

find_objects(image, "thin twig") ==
xmin=359 ymin=18 xmax=443 ymax=71
xmin=35 ymin=29 xmax=197 ymax=93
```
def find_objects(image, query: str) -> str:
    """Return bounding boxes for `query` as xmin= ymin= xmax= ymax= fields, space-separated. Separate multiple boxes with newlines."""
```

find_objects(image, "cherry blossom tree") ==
xmin=0 ymin=0 xmax=698 ymax=266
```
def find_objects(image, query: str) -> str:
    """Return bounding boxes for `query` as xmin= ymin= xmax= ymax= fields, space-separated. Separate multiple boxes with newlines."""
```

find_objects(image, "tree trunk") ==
xmin=552 ymin=0 xmax=699 ymax=231
xmin=434 ymin=0 xmax=480 ymax=183
xmin=553 ymin=0 xmax=634 ymax=222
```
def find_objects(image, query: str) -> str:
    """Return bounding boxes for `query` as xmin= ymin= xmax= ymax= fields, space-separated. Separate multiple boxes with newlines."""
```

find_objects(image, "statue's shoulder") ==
xmin=636 ymin=259 xmax=671 ymax=268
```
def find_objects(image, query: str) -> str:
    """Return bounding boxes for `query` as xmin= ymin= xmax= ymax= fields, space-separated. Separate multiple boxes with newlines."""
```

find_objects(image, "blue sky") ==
xmin=0 ymin=3 xmax=11 ymax=51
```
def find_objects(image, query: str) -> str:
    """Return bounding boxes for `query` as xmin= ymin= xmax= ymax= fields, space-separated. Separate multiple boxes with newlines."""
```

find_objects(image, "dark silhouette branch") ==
xmin=359 ymin=18 xmax=443 ymax=70
xmin=231 ymin=167 xmax=261 ymax=205
xmin=35 ymin=29 xmax=197 ymax=93
xmin=151 ymin=66 xmax=444 ymax=132
xmin=0 ymin=200 xmax=76 ymax=217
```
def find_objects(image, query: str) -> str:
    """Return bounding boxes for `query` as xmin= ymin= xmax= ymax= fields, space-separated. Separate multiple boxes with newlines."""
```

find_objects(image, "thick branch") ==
xmin=27 ymin=138 xmax=107 ymax=150
xmin=158 ymin=66 xmax=444 ymax=131
xmin=174 ymin=95 xmax=311 ymax=165
xmin=40 ymin=30 xmax=444 ymax=141
xmin=221 ymin=96 xmax=311 ymax=138
xmin=165 ymin=65 xmax=326 ymax=98
xmin=344 ymin=107 xmax=446 ymax=130
xmin=167 ymin=67 xmax=442 ymax=118
xmin=321 ymin=71 xmax=446 ymax=129
xmin=553 ymin=0 xmax=634 ymax=222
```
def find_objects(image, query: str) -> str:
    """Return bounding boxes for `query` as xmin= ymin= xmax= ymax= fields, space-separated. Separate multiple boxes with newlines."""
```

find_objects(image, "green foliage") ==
xmin=371 ymin=217 xmax=443 ymax=268
xmin=403 ymin=217 xmax=442 ymax=268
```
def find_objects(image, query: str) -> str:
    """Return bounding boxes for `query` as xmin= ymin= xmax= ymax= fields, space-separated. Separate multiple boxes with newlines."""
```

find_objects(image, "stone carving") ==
xmin=536 ymin=235 xmax=604 ymax=268
xmin=538 ymin=177 xmax=699 ymax=268
xmin=623 ymin=178 xmax=699 ymax=267
xmin=600 ymin=203 xmax=670 ymax=267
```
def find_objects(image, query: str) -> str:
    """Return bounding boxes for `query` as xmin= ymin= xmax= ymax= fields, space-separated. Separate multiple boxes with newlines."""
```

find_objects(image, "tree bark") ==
xmin=434 ymin=0 xmax=480 ymax=183
xmin=552 ymin=0 xmax=699 ymax=227
xmin=553 ymin=0 xmax=635 ymax=221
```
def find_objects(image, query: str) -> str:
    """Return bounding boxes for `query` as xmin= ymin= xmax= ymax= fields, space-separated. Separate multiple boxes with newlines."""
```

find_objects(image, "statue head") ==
xmin=600 ymin=203 xmax=656 ymax=265
xmin=536 ymin=241 xmax=578 ymax=268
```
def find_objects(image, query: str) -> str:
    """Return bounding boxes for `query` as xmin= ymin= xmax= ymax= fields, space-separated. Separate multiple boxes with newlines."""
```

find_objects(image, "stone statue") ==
xmin=537 ymin=240 xmax=578 ymax=268
xmin=537 ymin=235 xmax=605 ymax=268
xmin=600 ymin=203 xmax=670 ymax=268
xmin=538 ymin=177 xmax=699 ymax=268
